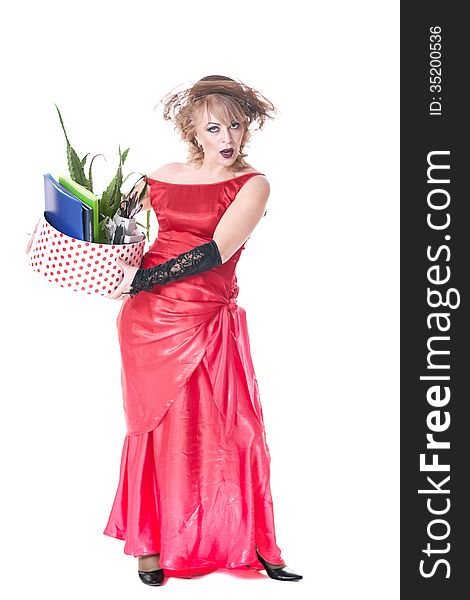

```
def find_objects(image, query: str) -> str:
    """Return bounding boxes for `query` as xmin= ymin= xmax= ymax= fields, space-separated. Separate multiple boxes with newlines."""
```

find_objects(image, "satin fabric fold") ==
xmin=117 ymin=273 xmax=256 ymax=436
xmin=102 ymin=336 xmax=284 ymax=575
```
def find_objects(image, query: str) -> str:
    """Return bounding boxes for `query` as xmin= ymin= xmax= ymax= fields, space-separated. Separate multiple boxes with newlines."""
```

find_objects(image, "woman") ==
xmin=103 ymin=75 xmax=303 ymax=586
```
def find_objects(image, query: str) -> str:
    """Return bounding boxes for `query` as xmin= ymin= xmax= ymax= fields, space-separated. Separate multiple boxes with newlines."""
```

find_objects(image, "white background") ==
xmin=1 ymin=1 xmax=399 ymax=598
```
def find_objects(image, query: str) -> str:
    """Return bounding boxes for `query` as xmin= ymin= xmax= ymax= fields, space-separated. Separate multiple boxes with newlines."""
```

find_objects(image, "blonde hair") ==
xmin=156 ymin=75 xmax=278 ymax=169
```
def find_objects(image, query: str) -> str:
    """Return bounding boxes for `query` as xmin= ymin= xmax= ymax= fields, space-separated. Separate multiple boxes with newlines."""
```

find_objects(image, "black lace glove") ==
xmin=127 ymin=239 xmax=222 ymax=298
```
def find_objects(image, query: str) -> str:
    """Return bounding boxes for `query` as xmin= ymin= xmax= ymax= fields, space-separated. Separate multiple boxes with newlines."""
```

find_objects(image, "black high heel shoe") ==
xmin=255 ymin=546 xmax=303 ymax=581
xmin=138 ymin=568 xmax=165 ymax=586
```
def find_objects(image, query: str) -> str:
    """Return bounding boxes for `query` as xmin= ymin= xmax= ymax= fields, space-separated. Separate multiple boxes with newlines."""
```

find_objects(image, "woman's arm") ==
xmin=212 ymin=174 xmax=270 ymax=263
xmin=25 ymin=218 xmax=41 ymax=254
xmin=109 ymin=175 xmax=270 ymax=299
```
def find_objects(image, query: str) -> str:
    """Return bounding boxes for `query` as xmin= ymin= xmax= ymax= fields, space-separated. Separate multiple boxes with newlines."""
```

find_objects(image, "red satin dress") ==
xmin=102 ymin=171 xmax=284 ymax=578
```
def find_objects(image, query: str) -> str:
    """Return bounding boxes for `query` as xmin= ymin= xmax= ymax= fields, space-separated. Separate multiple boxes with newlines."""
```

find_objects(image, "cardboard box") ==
xmin=28 ymin=214 xmax=146 ymax=297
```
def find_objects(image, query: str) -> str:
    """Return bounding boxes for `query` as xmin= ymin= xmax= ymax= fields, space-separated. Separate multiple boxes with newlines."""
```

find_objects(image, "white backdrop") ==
xmin=1 ymin=1 xmax=399 ymax=598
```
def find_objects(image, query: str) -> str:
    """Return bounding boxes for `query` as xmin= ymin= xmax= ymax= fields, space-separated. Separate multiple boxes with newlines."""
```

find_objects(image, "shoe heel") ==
xmin=255 ymin=547 xmax=303 ymax=581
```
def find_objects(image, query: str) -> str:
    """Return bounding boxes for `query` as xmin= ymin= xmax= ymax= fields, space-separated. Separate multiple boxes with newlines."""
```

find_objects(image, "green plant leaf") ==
xmin=54 ymin=103 xmax=71 ymax=144
xmin=102 ymin=171 xmax=120 ymax=218
xmin=55 ymin=104 xmax=90 ymax=189
xmin=98 ymin=216 xmax=112 ymax=244
xmin=122 ymin=170 xmax=140 ymax=185
xmin=99 ymin=190 xmax=109 ymax=218
xmin=68 ymin=144 xmax=90 ymax=188
xmin=87 ymin=153 xmax=105 ymax=194
xmin=104 ymin=146 xmax=127 ymax=218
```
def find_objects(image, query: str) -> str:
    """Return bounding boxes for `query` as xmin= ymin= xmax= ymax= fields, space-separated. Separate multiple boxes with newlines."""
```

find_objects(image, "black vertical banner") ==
xmin=401 ymin=2 xmax=469 ymax=598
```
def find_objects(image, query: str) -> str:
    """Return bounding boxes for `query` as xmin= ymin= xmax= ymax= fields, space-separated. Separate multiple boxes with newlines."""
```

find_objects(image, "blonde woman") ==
xmin=103 ymin=75 xmax=303 ymax=586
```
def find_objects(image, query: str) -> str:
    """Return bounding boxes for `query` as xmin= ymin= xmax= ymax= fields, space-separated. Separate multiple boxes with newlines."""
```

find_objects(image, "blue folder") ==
xmin=82 ymin=203 xmax=93 ymax=241
xmin=43 ymin=173 xmax=86 ymax=240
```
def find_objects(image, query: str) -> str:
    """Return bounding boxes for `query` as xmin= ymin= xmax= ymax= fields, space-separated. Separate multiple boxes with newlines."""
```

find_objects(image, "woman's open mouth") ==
xmin=220 ymin=149 xmax=234 ymax=159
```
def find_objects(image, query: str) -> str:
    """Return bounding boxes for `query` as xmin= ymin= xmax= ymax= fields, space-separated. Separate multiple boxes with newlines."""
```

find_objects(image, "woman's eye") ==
xmin=207 ymin=123 xmax=240 ymax=133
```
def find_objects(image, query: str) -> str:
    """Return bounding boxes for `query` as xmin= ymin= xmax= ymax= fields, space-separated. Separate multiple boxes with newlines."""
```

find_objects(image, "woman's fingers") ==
xmin=107 ymin=258 xmax=139 ymax=300
xmin=26 ymin=219 xmax=40 ymax=255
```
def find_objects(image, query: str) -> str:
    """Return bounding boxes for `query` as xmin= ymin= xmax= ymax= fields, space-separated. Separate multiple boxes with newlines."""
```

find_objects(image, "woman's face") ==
xmin=193 ymin=104 xmax=245 ymax=169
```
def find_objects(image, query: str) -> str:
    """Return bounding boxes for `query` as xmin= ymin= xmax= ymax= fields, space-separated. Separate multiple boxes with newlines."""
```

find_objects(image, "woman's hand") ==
xmin=108 ymin=257 xmax=140 ymax=300
xmin=26 ymin=219 xmax=40 ymax=255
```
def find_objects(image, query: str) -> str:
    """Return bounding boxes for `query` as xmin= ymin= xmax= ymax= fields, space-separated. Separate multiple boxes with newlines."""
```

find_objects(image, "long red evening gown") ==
xmin=102 ymin=171 xmax=284 ymax=578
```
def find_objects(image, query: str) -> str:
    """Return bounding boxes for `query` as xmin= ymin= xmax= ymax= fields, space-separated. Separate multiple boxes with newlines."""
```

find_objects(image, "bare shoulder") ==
xmin=239 ymin=172 xmax=270 ymax=196
xmin=147 ymin=163 xmax=268 ymax=187
xmin=148 ymin=162 xmax=181 ymax=181
xmin=241 ymin=164 xmax=270 ymax=186
xmin=235 ymin=172 xmax=270 ymax=222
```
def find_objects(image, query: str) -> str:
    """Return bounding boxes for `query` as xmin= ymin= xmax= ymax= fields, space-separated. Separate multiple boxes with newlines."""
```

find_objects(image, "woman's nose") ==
xmin=221 ymin=129 xmax=233 ymax=144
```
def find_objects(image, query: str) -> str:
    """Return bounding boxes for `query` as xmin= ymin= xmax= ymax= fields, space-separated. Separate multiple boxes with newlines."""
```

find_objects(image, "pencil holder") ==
xmin=27 ymin=213 xmax=146 ymax=297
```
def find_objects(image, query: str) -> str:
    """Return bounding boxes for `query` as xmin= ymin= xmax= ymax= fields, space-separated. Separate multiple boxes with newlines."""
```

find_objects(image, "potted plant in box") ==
xmin=27 ymin=105 xmax=151 ymax=298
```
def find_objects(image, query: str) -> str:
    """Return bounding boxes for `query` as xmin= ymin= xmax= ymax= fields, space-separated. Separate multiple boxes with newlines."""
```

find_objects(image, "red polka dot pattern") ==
xmin=28 ymin=217 xmax=146 ymax=297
